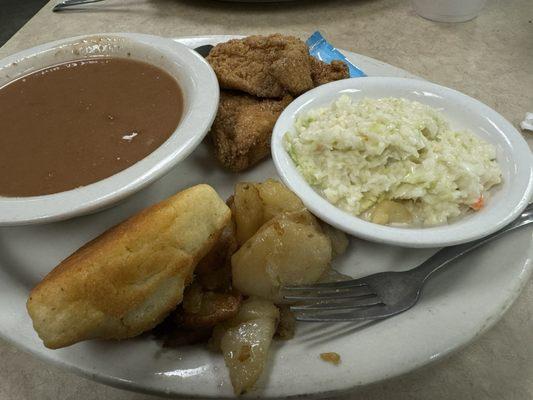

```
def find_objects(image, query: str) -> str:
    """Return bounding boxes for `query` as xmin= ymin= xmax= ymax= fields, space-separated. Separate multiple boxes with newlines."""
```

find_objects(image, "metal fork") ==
xmin=53 ymin=0 xmax=105 ymax=12
xmin=282 ymin=203 xmax=533 ymax=322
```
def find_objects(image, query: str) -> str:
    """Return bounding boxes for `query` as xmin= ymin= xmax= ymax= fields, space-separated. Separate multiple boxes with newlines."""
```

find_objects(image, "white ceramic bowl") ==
xmin=0 ymin=33 xmax=219 ymax=226
xmin=272 ymin=77 xmax=533 ymax=248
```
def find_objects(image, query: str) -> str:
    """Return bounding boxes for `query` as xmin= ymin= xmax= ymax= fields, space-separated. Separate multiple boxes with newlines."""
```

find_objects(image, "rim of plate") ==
xmin=272 ymin=77 xmax=533 ymax=248
xmin=0 ymin=33 xmax=219 ymax=226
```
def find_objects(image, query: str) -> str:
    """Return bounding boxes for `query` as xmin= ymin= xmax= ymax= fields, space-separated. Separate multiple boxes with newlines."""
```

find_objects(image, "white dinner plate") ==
xmin=0 ymin=35 xmax=530 ymax=399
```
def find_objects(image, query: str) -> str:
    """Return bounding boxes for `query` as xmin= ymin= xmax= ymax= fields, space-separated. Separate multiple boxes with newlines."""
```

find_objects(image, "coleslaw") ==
xmin=285 ymin=96 xmax=502 ymax=226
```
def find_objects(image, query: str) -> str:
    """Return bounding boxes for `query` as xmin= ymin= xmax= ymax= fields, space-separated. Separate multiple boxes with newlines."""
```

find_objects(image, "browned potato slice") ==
xmin=232 ymin=210 xmax=332 ymax=301
xmin=234 ymin=183 xmax=264 ymax=245
xmin=182 ymin=291 xmax=242 ymax=329
xmin=182 ymin=282 xmax=204 ymax=314
xmin=218 ymin=298 xmax=279 ymax=395
xmin=255 ymin=179 xmax=305 ymax=221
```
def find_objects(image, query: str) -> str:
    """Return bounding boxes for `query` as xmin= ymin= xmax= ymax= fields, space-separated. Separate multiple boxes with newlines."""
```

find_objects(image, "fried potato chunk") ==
xmin=234 ymin=183 xmax=264 ymax=245
xmin=214 ymin=298 xmax=279 ymax=395
xmin=210 ymin=91 xmax=293 ymax=172
xmin=233 ymin=180 xmax=305 ymax=245
xmin=207 ymin=34 xmax=313 ymax=98
xmin=256 ymin=179 xmax=306 ymax=221
xmin=181 ymin=282 xmax=242 ymax=329
xmin=232 ymin=210 xmax=332 ymax=301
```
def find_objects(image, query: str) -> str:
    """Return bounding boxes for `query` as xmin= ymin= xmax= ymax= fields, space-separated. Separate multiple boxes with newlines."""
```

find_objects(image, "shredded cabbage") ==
xmin=285 ymin=96 xmax=502 ymax=226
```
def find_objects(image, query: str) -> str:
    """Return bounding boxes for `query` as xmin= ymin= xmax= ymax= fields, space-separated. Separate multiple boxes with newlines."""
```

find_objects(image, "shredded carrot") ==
xmin=471 ymin=196 xmax=484 ymax=211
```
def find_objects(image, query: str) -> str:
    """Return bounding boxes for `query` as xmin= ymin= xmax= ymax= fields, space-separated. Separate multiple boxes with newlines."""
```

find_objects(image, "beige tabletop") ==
xmin=1 ymin=0 xmax=532 ymax=399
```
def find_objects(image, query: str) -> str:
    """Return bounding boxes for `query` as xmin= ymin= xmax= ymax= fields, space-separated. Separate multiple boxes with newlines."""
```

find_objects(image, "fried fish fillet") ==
xmin=210 ymin=91 xmax=293 ymax=171
xmin=310 ymin=58 xmax=350 ymax=86
xmin=207 ymin=34 xmax=350 ymax=172
xmin=207 ymin=34 xmax=314 ymax=98
xmin=209 ymin=58 xmax=349 ymax=172
xmin=27 ymin=184 xmax=231 ymax=349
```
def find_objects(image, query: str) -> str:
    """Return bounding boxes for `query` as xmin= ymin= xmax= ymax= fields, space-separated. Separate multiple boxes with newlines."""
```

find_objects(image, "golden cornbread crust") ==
xmin=27 ymin=184 xmax=231 ymax=349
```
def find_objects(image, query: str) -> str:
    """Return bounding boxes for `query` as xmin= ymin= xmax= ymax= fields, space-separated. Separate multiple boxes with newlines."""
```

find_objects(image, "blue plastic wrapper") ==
xmin=306 ymin=31 xmax=366 ymax=78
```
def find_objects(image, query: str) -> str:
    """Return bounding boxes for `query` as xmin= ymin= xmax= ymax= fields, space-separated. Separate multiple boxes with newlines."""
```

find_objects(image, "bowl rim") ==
xmin=0 ymin=32 xmax=219 ymax=226
xmin=272 ymin=77 xmax=533 ymax=248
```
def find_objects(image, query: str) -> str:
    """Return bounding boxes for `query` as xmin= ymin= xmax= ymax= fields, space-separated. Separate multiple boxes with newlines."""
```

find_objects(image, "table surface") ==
xmin=1 ymin=0 xmax=532 ymax=399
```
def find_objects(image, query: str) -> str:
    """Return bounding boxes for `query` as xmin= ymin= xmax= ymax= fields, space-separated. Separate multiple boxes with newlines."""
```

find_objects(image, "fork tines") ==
xmin=289 ymin=304 xmax=390 ymax=322
xmin=281 ymin=280 xmax=391 ymax=322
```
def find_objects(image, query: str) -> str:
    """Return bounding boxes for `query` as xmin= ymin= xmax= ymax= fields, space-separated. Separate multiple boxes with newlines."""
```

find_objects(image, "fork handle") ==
xmin=412 ymin=212 xmax=533 ymax=283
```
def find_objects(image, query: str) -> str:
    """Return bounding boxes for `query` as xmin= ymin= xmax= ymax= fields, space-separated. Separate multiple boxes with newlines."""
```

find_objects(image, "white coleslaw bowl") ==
xmin=0 ymin=33 xmax=219 ymax=226
xmin=272 ymin=77 xmax=533 ymax=248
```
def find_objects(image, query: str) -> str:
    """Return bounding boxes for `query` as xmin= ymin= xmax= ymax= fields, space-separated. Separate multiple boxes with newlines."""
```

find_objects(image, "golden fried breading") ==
xmin=310 ymin=58 xmax=350 ymax=86
xmin=27 ymin=185 xmax=231 ymax=349
xmin=207 ymin=34 xmax=350 ymax=172
xmin=207 ymin=34 xmax=313 ymax=98
xmin=210 ymin=91 xmax=293 ymax=172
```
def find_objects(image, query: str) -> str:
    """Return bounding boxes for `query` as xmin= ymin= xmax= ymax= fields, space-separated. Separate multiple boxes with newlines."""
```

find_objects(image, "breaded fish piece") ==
xmin=210 ymin=91 xmax=293 ymax=172
xmin=27 ymin=185 xmax=231 ymax=349
xmin=207 ymin=34 xmax=313 ymax=98
xmin=310 ymin=58 xmax=350 ymax=86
